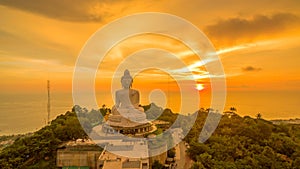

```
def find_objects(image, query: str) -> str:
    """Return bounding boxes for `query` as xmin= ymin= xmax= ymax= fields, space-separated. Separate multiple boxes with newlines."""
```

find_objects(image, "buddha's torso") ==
xmin=116 ymin=89 xmax=139 ymax=109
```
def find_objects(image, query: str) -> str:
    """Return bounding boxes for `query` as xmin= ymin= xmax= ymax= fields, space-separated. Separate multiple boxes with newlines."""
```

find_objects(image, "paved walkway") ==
xmin=175 ymin=141 xmax=193 ymax=169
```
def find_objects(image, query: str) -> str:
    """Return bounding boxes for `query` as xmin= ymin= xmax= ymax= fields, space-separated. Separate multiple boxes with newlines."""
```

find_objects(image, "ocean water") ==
xmin=0 ymin=90 xmax=299 ymax=135
xmin=0 ymin=92 xmax=73 ymax=135
xmin=225 ymin=91 xmax=300 ymax=120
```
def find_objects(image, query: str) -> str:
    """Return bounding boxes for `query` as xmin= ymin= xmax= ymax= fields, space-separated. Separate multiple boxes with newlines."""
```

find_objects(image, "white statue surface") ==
xmin=111 ymin=69 xmax=147 ymax=123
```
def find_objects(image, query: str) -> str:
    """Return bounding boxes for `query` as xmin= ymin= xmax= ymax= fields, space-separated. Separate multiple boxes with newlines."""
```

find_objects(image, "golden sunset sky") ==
xmin=1 ymin=0 xmax=300 ymax=118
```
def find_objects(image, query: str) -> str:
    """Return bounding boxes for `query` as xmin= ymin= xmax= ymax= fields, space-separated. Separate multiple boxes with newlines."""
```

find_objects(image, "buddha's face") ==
xmin=122 ymin=78 xmax=132 ymax=89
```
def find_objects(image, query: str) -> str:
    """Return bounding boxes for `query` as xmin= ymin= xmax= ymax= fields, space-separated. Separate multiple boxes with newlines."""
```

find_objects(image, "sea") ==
xmin=0 ymin=90 xmax=299 ymax=136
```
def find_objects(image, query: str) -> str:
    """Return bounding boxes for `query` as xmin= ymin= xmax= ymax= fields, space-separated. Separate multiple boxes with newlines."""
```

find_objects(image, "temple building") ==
xmin=56 ymin=139 xmax=102 ymax=169
xmin=97 ymin=139 xmax=149 ymax=169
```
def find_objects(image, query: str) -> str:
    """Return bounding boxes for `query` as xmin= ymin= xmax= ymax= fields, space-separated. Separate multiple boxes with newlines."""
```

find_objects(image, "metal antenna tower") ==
xmin=168 ymin=75 xmax=170 ymax=108
xmin=47 ymin=80 xmax=50 ymax=125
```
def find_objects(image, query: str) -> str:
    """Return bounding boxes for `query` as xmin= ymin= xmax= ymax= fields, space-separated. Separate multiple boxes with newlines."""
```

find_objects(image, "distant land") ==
xmin=270 ymin=118 xmax=300 ymax=125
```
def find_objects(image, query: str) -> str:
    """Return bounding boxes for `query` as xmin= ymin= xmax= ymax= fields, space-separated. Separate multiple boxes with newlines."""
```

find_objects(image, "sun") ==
xmin=196 ymin=84 xmax=204 ymax=91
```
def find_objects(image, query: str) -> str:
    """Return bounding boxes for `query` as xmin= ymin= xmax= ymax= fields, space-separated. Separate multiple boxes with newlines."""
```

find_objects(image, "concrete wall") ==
xmin=57 ymin=150 xmax=101 ymax=169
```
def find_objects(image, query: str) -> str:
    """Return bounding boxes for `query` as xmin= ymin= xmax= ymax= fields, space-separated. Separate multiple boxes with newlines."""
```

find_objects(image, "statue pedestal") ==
xmin=102 ymin=114 xmax=153 ymax=135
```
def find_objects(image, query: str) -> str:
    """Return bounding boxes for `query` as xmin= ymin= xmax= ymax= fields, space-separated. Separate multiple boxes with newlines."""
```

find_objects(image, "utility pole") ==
xmin=47 ymin=80 xmax=50 ymax=125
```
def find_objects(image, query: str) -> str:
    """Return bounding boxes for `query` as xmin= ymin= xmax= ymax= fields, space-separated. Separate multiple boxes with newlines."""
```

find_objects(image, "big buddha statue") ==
xmin=103 ymin=70 xmax=152 ymax=135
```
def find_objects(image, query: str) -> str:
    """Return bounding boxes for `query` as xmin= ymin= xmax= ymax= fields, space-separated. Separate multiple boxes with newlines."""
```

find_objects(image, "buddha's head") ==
xmin=121 ymin=69 xmax=133 ymax=89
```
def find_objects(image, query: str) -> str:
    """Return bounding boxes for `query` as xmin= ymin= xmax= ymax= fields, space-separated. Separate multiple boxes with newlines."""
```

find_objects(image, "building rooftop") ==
xmin=57 ymin=139 xmax=102 ymax=152
xmin=102 ymin=160 xmax=122 ymax=169
xmin=106 ymin=144 xmax=134 ymax=151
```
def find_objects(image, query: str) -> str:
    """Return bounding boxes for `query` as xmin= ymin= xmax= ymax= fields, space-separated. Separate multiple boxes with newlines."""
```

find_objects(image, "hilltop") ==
xmin=1 ymin=105 xmax=300 ymax=168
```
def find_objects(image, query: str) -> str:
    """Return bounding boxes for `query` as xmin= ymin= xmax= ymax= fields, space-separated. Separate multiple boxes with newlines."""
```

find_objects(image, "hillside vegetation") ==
xmin=185 ymin=109 xmax=300 ymax=169
xmin=0 ymin=109 xmax=89 ymax=169
xmin=1 ymin=105 xmax=300 ymax=169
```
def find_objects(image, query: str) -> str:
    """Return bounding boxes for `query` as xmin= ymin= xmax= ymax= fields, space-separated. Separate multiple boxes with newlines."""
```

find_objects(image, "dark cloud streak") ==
xmin=0 ymin=0 xmax=124 ymax=22
xmin=242 ymin=66 xmax=262 ymax=72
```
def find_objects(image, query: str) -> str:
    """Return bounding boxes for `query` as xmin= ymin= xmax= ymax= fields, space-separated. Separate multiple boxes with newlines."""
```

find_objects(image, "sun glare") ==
xmin=196 ymin=84 xmax=204 ymax=91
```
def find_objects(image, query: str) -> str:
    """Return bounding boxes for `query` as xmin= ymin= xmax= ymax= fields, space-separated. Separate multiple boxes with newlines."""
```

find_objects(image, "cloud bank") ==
xmin=204 ymin=13 xmax=300 ymax=47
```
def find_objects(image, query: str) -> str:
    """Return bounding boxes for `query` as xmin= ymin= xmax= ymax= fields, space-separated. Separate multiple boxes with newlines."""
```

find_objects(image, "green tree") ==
xmin=152 ymin=160 xmax=163 ymax=169
xmin=292 ymin=157 xmax=300 ymax=169
xmin=230 ymin=107 xmax=237 ymax=112
xmin=167 ymin=148 xmax=176 ymax=158
xmin=191 ymin=162 xmax=205 ymax=169
xmin=197 ymin=152 xmax=214 ymax=169
xmin=256 ymin=113 xmax=262 ymax=119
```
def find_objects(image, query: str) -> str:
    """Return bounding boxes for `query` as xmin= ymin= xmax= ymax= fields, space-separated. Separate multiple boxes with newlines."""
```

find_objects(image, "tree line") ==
xmin=185 ymin=109 xmax=300 ymax=169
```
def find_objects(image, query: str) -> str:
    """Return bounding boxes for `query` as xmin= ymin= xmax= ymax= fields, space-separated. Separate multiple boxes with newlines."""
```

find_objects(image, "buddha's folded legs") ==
xmin=117 ymin=108 xmax=147 ymax=123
